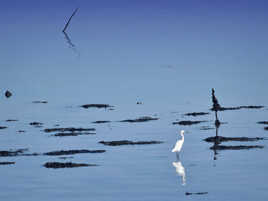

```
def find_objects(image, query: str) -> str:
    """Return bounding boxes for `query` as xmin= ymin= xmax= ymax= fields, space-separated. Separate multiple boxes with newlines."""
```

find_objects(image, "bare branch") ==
xmin=62 ymin=8 xmax=79 ymax=33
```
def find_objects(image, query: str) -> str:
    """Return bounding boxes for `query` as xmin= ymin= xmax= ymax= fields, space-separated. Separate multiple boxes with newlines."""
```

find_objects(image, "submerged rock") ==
xmin=0 ymin=149 xmax=28 ymax=157
xmin=44 ymin=149 xmax=105 ymax=156
xmin=32 ymin=101 xmax=48 ymax=104
xmin=258 ymin=121 xmax=268 ymax=125
xmin=5 ymin=90 xmax=12 ymax=98
xmin=184 ymin=112 xmax=210 ymax=117
xmin=210 ymin=145 xmax=264 ymax=150
xmin=185 ymin=192 xmax=208 ymax=196
xmin=211 ymin=105 xmax=264 ymax=111
xmin=53 ymin=132 xmax=96 ymax=137
xmin=99 ymin=140 xmax=163 ymax=146
xmin=44 ymin=127 xmax=96 ymax=133
xmin=6 ymin=119 xmax=18 ymax=122
xmin=29 ymin=122 xmax=43 ymax=126
xmin=0 ymin=126 xmax=7 ymax=130
xmin=81 ymin=104 xmax=113 ymax=109
xmin=0 ymin=162 xmax=15 ymax=165
xmin=92 ymin=121 xmax=111 ymax=124
xmin=200 ymin=126 xmax=214 ymax=130
xmin=120 ymin=116 xmax=159 ymax=123
xmin=43 ymin=162 xmax=97 ymax=169
xmin=204 ymin=136 xmax=265 ymax=143
xmin=173 ymin=120 xmax=207 ymax=126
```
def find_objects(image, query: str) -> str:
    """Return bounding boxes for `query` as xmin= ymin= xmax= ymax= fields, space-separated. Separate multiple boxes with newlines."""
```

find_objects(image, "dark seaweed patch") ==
xmin=43 ymin=162 xmax=97 ymax=169
xmin=44 ymin=149 xmax=105 ymax=156
xmin=200 ymin=126 xmax=214 ymax=130
xmin=30 ymin=122 xmax=43 ymax=126
xmin=211 ymin=105 xmax=264 ymax=111
xmin=258 ymin=121 xmax=268 ymax=125
xmin=185 ymin=192 xmax=208 ymax=196
xmin=0 ymin=162 xmax=15 ymax=165
xmin=99 ymin=140 xmax=163 ymax=146
xmin=6 ymin=119 xmax=18 ymax=122
xmin=81 ymin=104 xmax=113 ymax=109
xmin=210 ymin=145 xmax=264 ymax=150
xmin=92 ymin=121 xmax=111 ymax=124
xmin=44 ymin=127 xmax=96 ymax=133
xmin=32 ymin=101 xmax=48 ymax=104
xmin=120 ymin=116 xmax=159 ymax=123
xmin=173 ymin=121 xmax=207 ymax=126
xmin=5 ymin=90 xmax=12 ymax=98
xmin=204 ymin=136 xmax=265 ymax=143
xmin=184 ymin=112 xmax=210 ymax=116
xmin=0 ymin=149 xmax=28 ymax=157
xmin=53 ymin=132 xmax=96 ymax=137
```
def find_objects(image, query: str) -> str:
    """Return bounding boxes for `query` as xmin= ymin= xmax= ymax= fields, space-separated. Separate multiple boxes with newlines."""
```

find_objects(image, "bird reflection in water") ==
xmin=172 ymin=158 xmax=186 ymax=186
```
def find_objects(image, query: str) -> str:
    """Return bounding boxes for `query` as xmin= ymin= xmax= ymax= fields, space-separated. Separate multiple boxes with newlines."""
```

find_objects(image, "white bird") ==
xmin=172 ymin=161 xmax=186 ymax=185
xmin=172 ymin=130 xmax=185 ymax=153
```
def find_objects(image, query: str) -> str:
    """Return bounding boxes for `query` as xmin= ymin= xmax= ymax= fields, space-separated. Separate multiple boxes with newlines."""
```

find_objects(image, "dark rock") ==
xmin=120 ymin=116 xmax=159 ymax=123
xmin=30 ymin=122 xmax=43 ymax=126
xmin=59 ymin=156 xmax=74 ymax=160
xmin=53 ymin=132 xmax=96 ymax=137
xmin=185 ymin=192 xmax=208 ymax=196
xmin=44 ymin=127 xmax=96 ymax=133
xmin=200 ymin=126 xmax=214 ymax=130
xmin=0 ymin=149 xmax=28 ymax=157
xmin=210 ymin=145 xmax=264 ymax=150
xmin=184 ymin=112 xmax=210 ymax=117
xmin=6 ymin=119 xmax=18 ymax=122
xmin=44 ymin=149 xmax=105 ymax=156
xmin=17 ymin=130 xmax=26 ymax=133
xmin=5 ymin=90 xmax=12 ymax=98
xmin=32 ymin=101 xmax=48 ymax=104
xmin=43 ymin=162 xmax=97 ymax=169
xmin=92 ymin=121 xmax=111 ymax=124
xmin=258 ymin=121 xmax=268 ymax=125
xmin=136 ymin=102 xmax=142 ymax=105
xmin=0 ymin=126 xmax=7 ymax=130
xmin=99 ymin=140 xmax=163 ymax=146
xmin=172 ymin=120 xmax=207 ymax=126
xmin=204 ymin=136 xmax=265 ymax=143
xmin=211 ymin=105 xmax=264 ymax=111
xmin=81 ymin=104 xmax=113 ymax=109
xmin=0 ymin=162 xmax=15 ymax=165
xmin=264 ymin=127 xmax=268 ymax=130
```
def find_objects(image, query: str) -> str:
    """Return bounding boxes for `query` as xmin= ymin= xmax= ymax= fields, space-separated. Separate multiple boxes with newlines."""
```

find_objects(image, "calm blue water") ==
xmin=1 ymin=1 xmax=268 ymax=200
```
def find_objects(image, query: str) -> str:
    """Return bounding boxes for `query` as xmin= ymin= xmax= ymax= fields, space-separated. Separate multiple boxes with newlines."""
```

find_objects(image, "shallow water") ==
xmin=1 ymin=1 xmax=268 ymax=201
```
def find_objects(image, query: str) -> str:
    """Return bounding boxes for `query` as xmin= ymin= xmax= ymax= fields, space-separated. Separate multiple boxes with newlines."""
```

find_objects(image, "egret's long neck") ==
xmin=181 ymin=133 xmax=184 ymax=142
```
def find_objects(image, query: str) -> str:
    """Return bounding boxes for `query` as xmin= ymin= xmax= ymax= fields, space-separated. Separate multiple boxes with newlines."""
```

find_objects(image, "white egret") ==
xmin=172 ymin=130 xmax=185 ymax=154
xmin=172 ymin=160 xmax=186 ymax=185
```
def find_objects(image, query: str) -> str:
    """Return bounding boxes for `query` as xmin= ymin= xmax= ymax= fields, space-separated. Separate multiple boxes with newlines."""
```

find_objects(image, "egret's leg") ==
xmin=176 ymin=152 xmax=180 ymax=160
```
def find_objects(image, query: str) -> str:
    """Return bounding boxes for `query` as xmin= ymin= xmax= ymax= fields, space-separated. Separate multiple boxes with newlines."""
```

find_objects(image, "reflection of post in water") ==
xmin=63 ymin=31 xmax=75 ymax=48
xmin=213 ymin=123 xmax=220 ymax=160
xmin=211 ymin=88 xmax=221 ymax=160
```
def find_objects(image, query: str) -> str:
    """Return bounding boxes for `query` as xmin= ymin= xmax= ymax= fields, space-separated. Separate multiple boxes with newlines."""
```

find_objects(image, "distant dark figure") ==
xmin=212 ymin=88 xmax=221 ymax=111
xmin=5 ymin=90 xmax=12 ymax=98
xmin=211 ymin=88 xmax=221 ymax=126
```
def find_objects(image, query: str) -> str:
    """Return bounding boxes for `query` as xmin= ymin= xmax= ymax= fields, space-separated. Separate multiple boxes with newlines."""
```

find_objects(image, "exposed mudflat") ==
xmin=210 ymin=145 xmax=264 ymax=150
xmin=43 ymin=162 xmax=97 ymax=168
xmin=99 ymin=140 xmax=163 ymax=146
xmin=44 ymin=127 xmax=96 ymax=133
xmin=184 ymin=112 xmax=210 ymax=116
xmin=172 ymin=120 xmax=207 ymax=126
xmin=204 ymin=136 xmax=265 ymax=143
xmin=44 ymin=149 xmax=106 ymax=156
xmin=120 ymin=116 xmax=159 ymax=123
xmin=80 ymin=104 xmax=113 ymax=109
